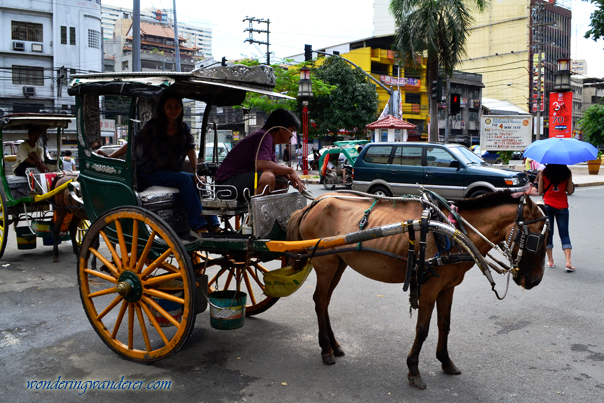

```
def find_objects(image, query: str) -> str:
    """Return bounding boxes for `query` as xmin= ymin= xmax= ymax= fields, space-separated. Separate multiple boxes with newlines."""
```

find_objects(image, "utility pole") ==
xmin=132 ymin=0 xmax=141 ymax=71
xmin=243 ymin=17 xmax=270 ymax=65
xmin=172 ymin=0 xmax=181 ymax=72
xmin=530 ymin=1 xmax=555 ymax=140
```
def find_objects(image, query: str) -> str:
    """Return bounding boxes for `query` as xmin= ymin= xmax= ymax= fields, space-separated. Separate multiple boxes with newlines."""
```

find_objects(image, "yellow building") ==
xmin=306 ymin=36 xmax=430 ymax=139
xmin=460 ymin=0 xmax=571 ymax=119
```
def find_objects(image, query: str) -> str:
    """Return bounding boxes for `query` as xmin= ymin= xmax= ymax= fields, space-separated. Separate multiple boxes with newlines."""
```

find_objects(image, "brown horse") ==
xmin=286 ymin=190 xmax=548 ymax=389
xmin=51 ymin=175 xmax=88 ymax=262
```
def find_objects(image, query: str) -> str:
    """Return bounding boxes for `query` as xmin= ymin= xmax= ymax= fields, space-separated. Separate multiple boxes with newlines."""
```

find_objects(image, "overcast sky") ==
xmin=102 ymin=0 xmax=603 ymax=77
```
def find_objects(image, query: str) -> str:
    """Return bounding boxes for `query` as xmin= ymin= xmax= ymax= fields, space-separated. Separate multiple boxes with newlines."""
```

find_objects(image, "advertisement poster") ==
xmin=480 ymin=115 xmax=533 ymax=151
xmin=549 ymin=91 xmax=573 ymax=138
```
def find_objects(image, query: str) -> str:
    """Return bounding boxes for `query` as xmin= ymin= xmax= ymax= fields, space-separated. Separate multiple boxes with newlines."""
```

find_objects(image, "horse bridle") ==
xmin=502 ymin=195 xmax=550 ymax=276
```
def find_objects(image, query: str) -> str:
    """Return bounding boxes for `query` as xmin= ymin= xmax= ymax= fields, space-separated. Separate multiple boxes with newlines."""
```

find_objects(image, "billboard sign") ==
xmin=480 ymin=115 xmax=533 ymax=151
xmin=549 ymin=91 xmax=573 ymax=138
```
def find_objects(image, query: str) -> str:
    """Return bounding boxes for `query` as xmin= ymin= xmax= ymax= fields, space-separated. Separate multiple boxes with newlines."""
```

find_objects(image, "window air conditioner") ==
xmin=23 ymin=87 xmax=36 ymax=97
xmin=13 ymin=41 xmax=25 ymax=51
xmin=31 ymin=43 xmax=43 ymax=52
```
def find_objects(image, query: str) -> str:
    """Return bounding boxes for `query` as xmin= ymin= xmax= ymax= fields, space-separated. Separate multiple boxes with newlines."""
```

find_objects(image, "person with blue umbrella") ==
xmin=525 ymin=137 xmax=597 ymax=272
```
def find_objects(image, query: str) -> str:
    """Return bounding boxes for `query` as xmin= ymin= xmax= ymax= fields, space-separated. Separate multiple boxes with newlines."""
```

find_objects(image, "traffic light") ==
xmin=304 ymin=44 xmax=312 ymax=61
xmin=431 ymin=77 xmax=442 ymax=101
xmin=450 ymin=93 xmax=461 ymax=115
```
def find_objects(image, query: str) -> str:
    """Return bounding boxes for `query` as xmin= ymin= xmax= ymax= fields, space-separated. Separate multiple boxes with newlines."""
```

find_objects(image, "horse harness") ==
xmin=294 ymin=191 xmax=549 ymax=306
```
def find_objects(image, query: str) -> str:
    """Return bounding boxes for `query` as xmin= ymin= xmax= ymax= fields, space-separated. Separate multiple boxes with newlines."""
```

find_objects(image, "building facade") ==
xmin=289 ymin=35 xmax=430 ymax=140
xmin=101 ymin=5 xmax=212 ymax=59
xmin=373 ymin=0 xmax=572 ymax=137
xmin=571 ymin=59 xmax=587 ymax=76
xmin=437 ymin=72 xmax=485 ymax=145
xmin=0 ymin=0 xmax=102 ymax=114
xmin=104 ymin=21 xmax=202 ymax=73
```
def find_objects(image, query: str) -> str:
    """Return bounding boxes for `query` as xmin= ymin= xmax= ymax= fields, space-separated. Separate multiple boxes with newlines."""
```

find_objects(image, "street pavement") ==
xmin=1 ymin=182 xmax=604 ymax=402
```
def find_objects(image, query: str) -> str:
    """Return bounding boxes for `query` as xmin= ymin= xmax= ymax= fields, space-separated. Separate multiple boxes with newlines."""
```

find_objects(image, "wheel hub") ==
xmin=117 ymin=271 xmax=143 ymax=302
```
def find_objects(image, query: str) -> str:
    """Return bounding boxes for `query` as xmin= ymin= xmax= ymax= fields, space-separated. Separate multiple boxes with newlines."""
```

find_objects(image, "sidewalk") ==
xmin=295 ymin=162 xmax=604 ymax=187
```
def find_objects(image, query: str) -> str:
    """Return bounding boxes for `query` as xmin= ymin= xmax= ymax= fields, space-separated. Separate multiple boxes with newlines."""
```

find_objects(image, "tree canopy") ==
xmin=235 ymin=58 xmax=334 ymax=114
xmin=308 ymin=56 xmax=379 ymax=138
xmin=584 ymin=0 xmax=604 ymax=42
xmin=579 ymin=104 xmax=604 ymax=148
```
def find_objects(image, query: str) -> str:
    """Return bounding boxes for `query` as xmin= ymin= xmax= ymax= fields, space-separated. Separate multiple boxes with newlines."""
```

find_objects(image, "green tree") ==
xmin=579 ymin=104 xmax=604 ymax=156
xmin=308 ymin=56 xmax=379 ymax=139
xmin=390 ymin=0 xmax=487 ymax=142
xmin=236 ymin=59 xmax=334 ymax=114
xmin=584 ymin=0 xmax=604 ymax=42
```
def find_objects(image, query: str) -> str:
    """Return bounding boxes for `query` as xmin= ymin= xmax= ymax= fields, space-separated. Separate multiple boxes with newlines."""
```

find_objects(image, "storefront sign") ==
xmin=480 ymin=115 xmax=533 ymax=151
xmin=549 ymin=91 xmax=573 ymax=138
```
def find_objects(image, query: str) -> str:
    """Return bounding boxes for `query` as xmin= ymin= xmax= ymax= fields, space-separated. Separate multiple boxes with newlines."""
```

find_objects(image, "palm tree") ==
xmin=390 ymin=0 xmax=487 ymax=142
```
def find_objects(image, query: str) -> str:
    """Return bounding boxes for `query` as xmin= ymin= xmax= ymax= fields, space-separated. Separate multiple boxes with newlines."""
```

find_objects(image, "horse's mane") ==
xmin=454 ymin=189 xmax=519 ymax=211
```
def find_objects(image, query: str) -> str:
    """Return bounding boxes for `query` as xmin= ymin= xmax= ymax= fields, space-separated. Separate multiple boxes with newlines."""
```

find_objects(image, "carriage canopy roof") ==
xmin=0 ymin=113 xmax=73 ymax=131
xmin=68 ymin=65 xmax=294 ymax=106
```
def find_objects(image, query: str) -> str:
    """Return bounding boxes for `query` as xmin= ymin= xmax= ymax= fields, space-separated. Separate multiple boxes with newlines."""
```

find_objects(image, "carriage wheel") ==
xmin=193 ymin=252 xmax=281 ymax=316
xmin=76 ymin=220 xmax=90 ymax=246
xmin=0 ymin=189 xmax=8 ymax=259
xmin=78 ymin=207 xmax=196 ymax=363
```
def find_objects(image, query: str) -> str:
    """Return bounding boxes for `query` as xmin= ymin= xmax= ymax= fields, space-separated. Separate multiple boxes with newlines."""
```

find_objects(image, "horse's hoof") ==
xmin=53 ymin=256 xmax=59 ymax=263
xmin=442 ymin=364 xmax=462 ymax=375
xmin=407 ymin=375 xmax=427 ymax=390
xmin=333 ymin=345 xmax=345 ymax=357
xmin=321 ymin=353 xmax=336 ymax=365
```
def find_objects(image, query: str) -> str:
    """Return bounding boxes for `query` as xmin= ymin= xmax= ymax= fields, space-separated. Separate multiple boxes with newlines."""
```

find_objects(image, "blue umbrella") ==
xmin=523 ymin=138 xmax=598 ymax=165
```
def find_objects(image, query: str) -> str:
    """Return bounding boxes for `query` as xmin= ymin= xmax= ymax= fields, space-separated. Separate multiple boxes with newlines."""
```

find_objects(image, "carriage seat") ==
xmin=6 ymin=175 xmax=31 ymax=199
xmin=138 ymin=186 xmax=181 ymax=210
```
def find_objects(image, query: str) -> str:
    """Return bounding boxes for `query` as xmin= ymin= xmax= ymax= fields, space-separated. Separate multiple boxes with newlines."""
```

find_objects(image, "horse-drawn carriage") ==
xmin=0 ymin=113 xmax=86 ymax=258
xmin=68 ymin=66 xmax=549 ymax=389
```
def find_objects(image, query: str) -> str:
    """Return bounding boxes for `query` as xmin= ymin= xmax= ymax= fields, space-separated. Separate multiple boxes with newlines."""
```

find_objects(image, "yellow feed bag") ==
xmin=264 ymin=261 xmax=313 ymax=297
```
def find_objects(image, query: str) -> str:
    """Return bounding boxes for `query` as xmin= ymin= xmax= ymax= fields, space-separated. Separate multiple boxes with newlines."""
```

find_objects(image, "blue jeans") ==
xmin=141 ymin=171 xmax=219 ymax=231
xmin=545 ymin=205 xmax=571 ymax=250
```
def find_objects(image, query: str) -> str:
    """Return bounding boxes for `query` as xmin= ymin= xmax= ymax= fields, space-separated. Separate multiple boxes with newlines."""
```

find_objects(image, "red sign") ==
xmin=549 ymin=92 xmax=573 ymax=138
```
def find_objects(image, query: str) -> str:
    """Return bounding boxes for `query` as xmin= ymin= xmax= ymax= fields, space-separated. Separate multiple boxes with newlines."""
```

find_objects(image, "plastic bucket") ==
xmin=32 ymin=220 xmax=52 ymax=238
xmin=16 ymin=227 xmax=37 ymax=250
xmin=149 ymin=279 xmax=184 ymax=327
xmin=209 ymin=291 xmax=246 ymax=330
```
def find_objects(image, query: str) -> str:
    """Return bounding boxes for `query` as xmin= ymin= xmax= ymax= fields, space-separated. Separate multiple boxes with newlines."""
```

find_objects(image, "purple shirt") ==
xmin=215 ymin=128 xmax=277 ymax=182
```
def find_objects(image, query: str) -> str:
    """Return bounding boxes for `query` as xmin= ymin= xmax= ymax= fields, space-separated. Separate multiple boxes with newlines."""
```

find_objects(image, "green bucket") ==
xmin=209 ymin=291 xmax=247 ymax=330
xmin=16 ymin=227 xmax=37 ymax=250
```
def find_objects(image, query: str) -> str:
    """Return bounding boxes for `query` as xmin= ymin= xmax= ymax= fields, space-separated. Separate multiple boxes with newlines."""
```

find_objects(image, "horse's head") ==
xmin=509 ymin=195 xmax=549 ymax=289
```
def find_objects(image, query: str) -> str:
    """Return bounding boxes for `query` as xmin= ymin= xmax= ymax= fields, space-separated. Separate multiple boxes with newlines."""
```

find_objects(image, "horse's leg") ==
xmin=325 ymin=259 xmax=347 ymax=358
xmin=435 ymin=287 xmax=462 ymax=376
xmin=53 ymin=210 xmax=67 ymax=263
xmin=407 ymin=298 xmax=437 ymax=389
xmin=68 ymin=217 xmax=82 ymax=257
xmin=312 ymin=255 xmax=343 ymax=365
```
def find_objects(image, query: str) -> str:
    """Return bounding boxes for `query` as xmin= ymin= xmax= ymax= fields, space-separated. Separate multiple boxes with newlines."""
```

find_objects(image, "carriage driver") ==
xmin=215 ymin=109 xmax=306 ymax=199
xmin=13 ymin=126 xmax=50 ymax=176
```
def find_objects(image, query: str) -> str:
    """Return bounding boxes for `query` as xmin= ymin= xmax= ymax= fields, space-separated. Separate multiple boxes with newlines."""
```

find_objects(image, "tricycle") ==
xmin=319 ymin=140 xmax=369 ymax=190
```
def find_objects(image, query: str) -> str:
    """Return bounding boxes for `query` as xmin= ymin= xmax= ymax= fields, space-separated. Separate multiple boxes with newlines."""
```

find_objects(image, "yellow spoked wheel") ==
xmin=78 ymin=207 xmax=195 ymax=363
xmin=0 ymin=190 xmax=8 ymax=259
xmin=76 ymin=219 xmax=90 ymax=247
xmin=193 ymin=252 xmax=280 ymax=316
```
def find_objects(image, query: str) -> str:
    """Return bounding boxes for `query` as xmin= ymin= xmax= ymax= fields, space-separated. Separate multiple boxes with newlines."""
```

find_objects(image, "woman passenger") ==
xmin=103 ymin=92 xmax=219 ymax=237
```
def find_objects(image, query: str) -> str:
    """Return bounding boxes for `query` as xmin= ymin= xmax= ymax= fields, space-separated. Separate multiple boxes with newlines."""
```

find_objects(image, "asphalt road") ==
xmin=1 ymin=184 xmax=603 ymax=402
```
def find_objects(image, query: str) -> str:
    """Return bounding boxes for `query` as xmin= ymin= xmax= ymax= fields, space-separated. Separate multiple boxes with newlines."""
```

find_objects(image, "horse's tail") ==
xmin=286 ymin=207 xmax=306 ymax=242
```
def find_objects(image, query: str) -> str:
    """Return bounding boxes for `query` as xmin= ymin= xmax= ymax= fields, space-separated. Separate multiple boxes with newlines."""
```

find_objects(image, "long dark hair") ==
xmin=156 ymin=91 xmax=184 ymax=130
xmin=542 ymin=164 xmax=571 ymax=187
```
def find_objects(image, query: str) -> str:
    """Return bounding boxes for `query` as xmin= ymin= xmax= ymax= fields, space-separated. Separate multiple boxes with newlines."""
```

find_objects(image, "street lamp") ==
xmin=553 ymin=58 xmax=571 ymax=92
xmin=297 ymin=66 xmax=313 ymax=175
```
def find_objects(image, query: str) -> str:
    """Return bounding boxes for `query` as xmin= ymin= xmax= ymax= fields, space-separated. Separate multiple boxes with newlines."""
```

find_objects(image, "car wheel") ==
xmin=468 ymin=189 xmax=490 ymax=198
xmin=370 ymin=186 xmax=392 ymax=197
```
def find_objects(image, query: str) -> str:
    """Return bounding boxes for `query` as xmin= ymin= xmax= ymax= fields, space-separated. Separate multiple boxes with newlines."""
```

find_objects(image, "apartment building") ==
xmin=0 ymin=0 xmax=102 ymax=113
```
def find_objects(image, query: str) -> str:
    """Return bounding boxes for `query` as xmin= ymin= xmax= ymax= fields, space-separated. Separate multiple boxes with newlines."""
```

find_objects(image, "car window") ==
xmin=363 ymin=146 xmax=392 ymax=164
xmin=450 ymin=146 xmax=484 ymax=165
xmin=426 ymin=147 xmax=456 ymax=167
xmin=392 ymin=145 xmax=423 ymax=166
